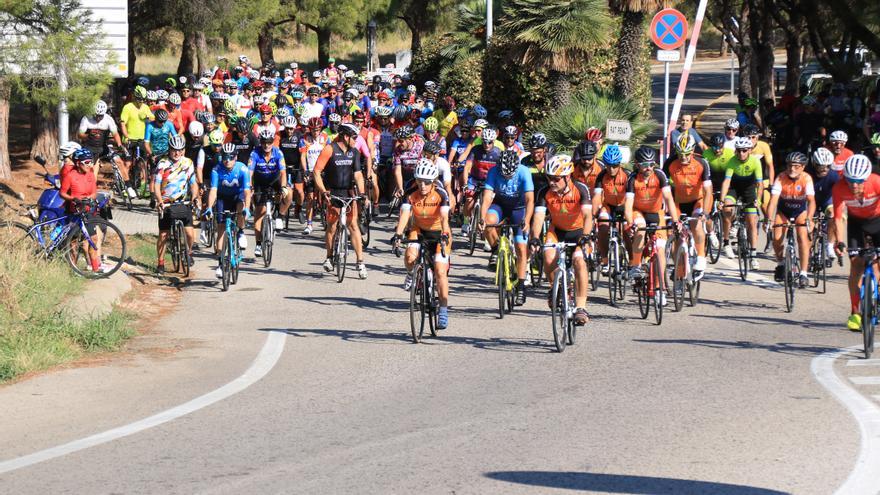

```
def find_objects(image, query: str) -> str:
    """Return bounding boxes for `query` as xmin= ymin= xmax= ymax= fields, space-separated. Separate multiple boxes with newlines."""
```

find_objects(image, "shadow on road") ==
xmin=632 ymin=338 xmax=837 ymax=357
xmin=484 ymin=471 xmax=789 ymax=494
xmin=689 ymin=312 xmax=842 ymax=331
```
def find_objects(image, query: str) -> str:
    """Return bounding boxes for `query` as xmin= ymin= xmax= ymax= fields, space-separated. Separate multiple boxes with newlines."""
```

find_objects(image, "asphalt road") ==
xmin=1 ymin=58 xmax=879 ymax=494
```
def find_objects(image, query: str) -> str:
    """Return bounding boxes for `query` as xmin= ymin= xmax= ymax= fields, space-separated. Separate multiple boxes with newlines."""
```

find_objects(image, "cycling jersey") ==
xmin=228 ymin=132 xmax=256 ymax=164
xmin=376 ymin=126 xmax=395 ymax=161
xmin=772 ymin=173 xmax=815 ymax=217
xmin=535 ymin=181 xmax=591 ymax=231
xmin=812 ymin=170 xmax=839 ymax=209
xmin=359 ymin=127 xmax=381 ymax=166
xmin=724 ymin=156 xmax=763 ymax=184
xmin=314 ymin=141 xmax=363 ymax=193
xmin=626 ymin=170 xmax=670 ymax=214
xmin=248 ymin=147 xmax=285 ymax=183
xmin=78 ymin=115 xmax=118 ymax=153
xmin=827 ymin=146 xmax=854 ymax=172
xmin=833 ymin=174 xmax=880 ymax=220
xmin=119 ymin=102 xmax=154 ymax=141
xmin=197 ymin=145 xmax=223 ymax=183
xmin=751 ymin=140 xmax=774 ymax=178
xmin=485 ymin=165 xmax=534 ymax=209
xmin=522 ymin=154 xmax=548 ymax=193
xmin=145 ymin=121 xmax=178 ymax=156
xmin=467 ymin=146 xmax=502 ymax=181
xmin=703 ymin=147 xmax=734 ymax=177
xmin=402 ymin=185 xmax=450 ymax=232
xmin=433 ymin=108 xmax=458 ymax=139
xmin=300 ymin=133 xmax=329 ymax=172
xmin=211 ymin=162 xmax=251 ymax=198
xmin=432 ymin=156 xmax=452 ymax=185
xmin=572 ymin=161 xmax=603 ymax=190
xmin=594 ymin=168 xmax=629 ymax=207
xmin=449 ymin=136 xmax=472 ymax=165
xmin=154 ymin=156 xmax=196 ymax=202
xmin=279 ymin=131 xmax=302 ymax=170
xmin=668 ymin=156 xmax=711 ymax=204
xmin=393 ymin=135 xmax=425 ymax=177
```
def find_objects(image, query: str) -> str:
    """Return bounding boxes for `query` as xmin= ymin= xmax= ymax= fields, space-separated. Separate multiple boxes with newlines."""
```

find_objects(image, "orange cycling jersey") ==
xmin=594 ymin=168 xmax=629 ymax=207
xmin=626 ymin=170 xmax=670 ymax=213
xmin=572 ymin=161 xmax=603 ymax=190
xmin=535 ymin=181 xmax=591 ymax=231
xmin=772 ymin=173 xmax=815 ymax=207
xmin=402 ymin=183 xmax=450 ymax=231
xmin=827 ymin=147 xmax=854 ymax=172
xmin=832 ymin=174 xmax=880 ymax=220
xmin=668 ymin=157 xmax=711 ymax=204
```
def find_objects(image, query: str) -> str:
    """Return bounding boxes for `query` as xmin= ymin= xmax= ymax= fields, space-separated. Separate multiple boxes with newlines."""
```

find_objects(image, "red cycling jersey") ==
xmin=832 ymin=174 xmax=880 ymax=220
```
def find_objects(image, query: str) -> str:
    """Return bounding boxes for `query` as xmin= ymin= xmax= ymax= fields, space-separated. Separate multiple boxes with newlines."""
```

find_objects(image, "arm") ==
xmin=394 ymin=162 xmax=403 ymax=195
xmin=59 ymin=174 xmax=73 ymax=201
xmin=523 ymin=191 xmax=534 ymax=234
xmin=624 ymin=195 xmax=634 ymax=225
xmin=312 ymin=146 xmax=332 ymax=195
xmin=719 ymin=177 xmax=731 ymax=202
xmin=662 ymin=189 xmax=679 ymax=220
xmin=531 ymin=209 xmax=546 ymax=242
xmin=354 ymin=170 xmax=365 ymax=197
xmin=394 ymin=207 xmax=412 ymax=236
xmin=582 ymin=203 xmax=594 ymax=235
xmin=480 ymin=188 xmax=494 ymax=223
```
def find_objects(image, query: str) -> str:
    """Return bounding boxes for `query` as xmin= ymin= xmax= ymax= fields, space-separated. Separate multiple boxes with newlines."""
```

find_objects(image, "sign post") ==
xmin=650 ymin=8 xmax=688 ymax=163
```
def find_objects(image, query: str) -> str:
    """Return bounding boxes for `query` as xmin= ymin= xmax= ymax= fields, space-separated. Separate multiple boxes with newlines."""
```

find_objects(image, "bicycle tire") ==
xmin=813 ymin=237 xmax=827 ymax=294
xmin=220 ymin=232 xmax=231 ymax=291
xmin=737 ymin=225 xmax=749 ymax=281
xmin=8 ymin=221 xmax=46 ymax=254
xmin=636 ymin=278 xmax=649 ymax=319
xmin=170 ymin=221 xmax=181 ymax=273
xmin=529 ymin=253 xmax=543 ymax=288
xmin=505 ymin=248 xmax=516 ymax=313
xmin=862 ymin=276 xmax=875 ymax=359
xmin=361 ymin=206 xmax=371 ymax=249
xmin=497 ymin=245 xmax=507 ymax=319
xmin=588 ymin=247 xmax=599 ymax=292
xmin=784 ymin=239 xmax=795 ymax=313
xmin=608 ymin=240 xmax=619 ymax=307
xmin=335 ymin=226 xmax=348 ymax=283
xmin=231 ymin=227 xmax=241 ymax=285
xmin=409 ymin=264 xmax=425 ymax=343
xmin=550 ymin=274 xmax=567 ymax=352
xmin=262 ymin=213 xmax=274 ymax=268
xmin=467 ymin=202 xmax=479 ymax=256
xmin=427 ymin=266 xmax=438 ymax=337
xmin=114 ymin=169 xmax=133 ymax=211
xmin=617 ymin=242 xmax=629 ymax=301
xmin=65 ymin=218 xmax=126 ymax=279
xmin=178 ymin=222 xmax=190 ymax=278
xmin=652 ymin=255 xmax=663 ymax=325
xmin=567 ymin=273 xmax=577 ymax=346
xmin=673 ymin=247 xmax=686 ymax=312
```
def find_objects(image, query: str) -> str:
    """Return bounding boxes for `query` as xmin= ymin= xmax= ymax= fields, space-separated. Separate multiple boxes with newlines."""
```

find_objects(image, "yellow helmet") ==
xmin=208 ymin=129 xmax=225 ymax=145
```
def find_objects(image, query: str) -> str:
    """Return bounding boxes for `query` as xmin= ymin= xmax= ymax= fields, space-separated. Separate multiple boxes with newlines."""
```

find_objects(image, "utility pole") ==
xmin=486 ymin=0 xmax=493 ymax=45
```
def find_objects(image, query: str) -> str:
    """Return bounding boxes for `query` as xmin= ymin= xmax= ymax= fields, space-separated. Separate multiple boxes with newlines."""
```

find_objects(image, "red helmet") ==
xmin=252 ymin=80 xmax=265 ymax=89
xmin=308 ymin=117 xmax=324 ymax=129
xmin=584 ymin=127 xmax=603 ymax=142
xmin=351 ymin=110 xmax=366 ymax=121
xmin=259 ymin=104 xmax=272 ymax=114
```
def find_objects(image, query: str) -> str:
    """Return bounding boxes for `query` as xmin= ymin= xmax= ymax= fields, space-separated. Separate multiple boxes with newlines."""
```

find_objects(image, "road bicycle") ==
xmin=394 ymin=235 xmax=447 ymax=343
xmin=705 ymin=194 xmax=722 ymax=264
xmin=329 ymin=195 xmax=363 ymax=283
xmin=632 ymin=223 xmax=673 ymax=325
xmin=162 ymin=201 xmax=192 ymax=277
xmin=725 ymin=201 xmax=751 ymax=280
xmin=774 ymin=219 xmax=806 ymax=313
xmin=11 ymin=198 xmax=126 ymax=279
xmin=670 ymin=215 xmax=702 ymax=311
xmin=216 ymin=209 xmax=243 ymax=291
xmin=260 ymin=195 xmax=277 ymax=268
xmin=853 ymin=247 xmax=879 ymax=359
xmin=528 ymin=218 xmax=549 ymax=288
xmin=545 ymin=241 xmax=582 ymax=353
xmin=597 ymin=216 xmax=628 ymax=307
xmin=808 ymin=212 xmax=828 ymax=294
xmin=488 ymin=222 xmax=518 ymax=319
xmin=96 ymin=147 xmax=133 ymax=211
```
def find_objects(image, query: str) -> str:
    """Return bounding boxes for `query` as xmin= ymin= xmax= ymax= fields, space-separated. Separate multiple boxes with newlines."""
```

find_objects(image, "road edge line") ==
xmin=694 ymin=93 xmax=729 ymax=135
xmin=0 ymin=331 xmax=288 ymax=475
xmin=811 ymin=345 xmax=880 ymax=495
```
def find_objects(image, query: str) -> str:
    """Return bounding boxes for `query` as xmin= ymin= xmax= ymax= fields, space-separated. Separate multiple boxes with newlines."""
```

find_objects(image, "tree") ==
xmin=610 ymin=0 xmax=662 ymax=101
xmin=766 ymin=0 xmax=807 ymax=95
xmin=499 ymin=0 xmax=612 ymax=107
xmin=297 ymin=0 xmax=389 ymax=67
xmin=385 ymin=0 xmax=457 ymax=55
xmin=707 ymin=0 xmax=754 ymax=96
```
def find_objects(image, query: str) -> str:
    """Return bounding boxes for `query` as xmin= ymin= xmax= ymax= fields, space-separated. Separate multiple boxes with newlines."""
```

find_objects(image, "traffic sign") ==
xmin=656 ymin=49 xmax=681 ymax=62
xmin=650 ymin=8 xmax=688 ymax=51
xmin=606 ymin=119 xmax=632 ymax=142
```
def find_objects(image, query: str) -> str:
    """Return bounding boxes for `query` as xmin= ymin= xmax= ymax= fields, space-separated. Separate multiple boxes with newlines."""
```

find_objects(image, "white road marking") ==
xmin=848 ymin=359 xmax=880 ymax=367
xmin=812 ymin=346 xmax=880 ymax=494
xmin=850 ymin=376 xmax=880 ymax=386
xmin=0 ymin=331 xmax=287 ymax=475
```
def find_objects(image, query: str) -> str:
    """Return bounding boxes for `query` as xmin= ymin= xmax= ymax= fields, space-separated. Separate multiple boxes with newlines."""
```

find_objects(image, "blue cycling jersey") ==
xmin=485 ymin=164 xmax=534 ymax=208
xmin=812 ymin=169 xmax=839 ymax=209
xmin=212 ymin=162 xmax=251 ymax=198
xmin=248 ymin=147 xmax=285 ymax=182
xmin=144 ymin=121 xmax=177 ymax=155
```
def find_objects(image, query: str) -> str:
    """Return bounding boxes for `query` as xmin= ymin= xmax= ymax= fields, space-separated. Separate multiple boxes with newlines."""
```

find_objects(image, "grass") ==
xmin=0 ymin=228 xmax=135 ymax=382
xmin=127 ymin=233 xmax=167 ymax=272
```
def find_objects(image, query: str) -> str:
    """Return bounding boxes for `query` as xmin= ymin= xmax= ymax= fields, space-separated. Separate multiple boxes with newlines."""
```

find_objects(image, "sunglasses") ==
xmin=77 ymin=159 xmax=93 ymax=166
xmin=548 ymin=176 xmax=565 ymax=183
xmin=416 ymin=179 xmax=433 ymax=186
xmin=848 ymin=178 xmax=866 ymax=184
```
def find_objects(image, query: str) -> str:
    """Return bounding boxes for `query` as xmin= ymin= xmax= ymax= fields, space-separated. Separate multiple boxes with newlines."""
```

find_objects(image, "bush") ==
xmin=409 ymin=33 xmax=484 ymax=109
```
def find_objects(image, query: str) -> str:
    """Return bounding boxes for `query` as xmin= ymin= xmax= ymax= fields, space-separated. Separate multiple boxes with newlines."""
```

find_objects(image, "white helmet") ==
xmin=733 ymin=136 xmax=753 ymax=150
xmin=59 ymin=141 xmax=81 ymax=158
xmin=146 ymin=90 xmax=158 ymax=101
xmin=414 ymin=158 xmax=439 ymax=180
xmin=829 ymin=130 xmax=848 ymax=143
xmin=168 ymin=93 xmax=181 ymax=105
xmin=156 ymin=89 xmax=169 ymax=101
xmin=725 ymin=118 xmax=740 ymax=130
xmin=812 ymin=147 xmax=834 ymax=167
xmin=94 ymin=100 xmax=107 ymax=116
xmin=481 ymin=128 xmax=497 ymax=142
xmin=258 ymin=128 xmax=276 ymax=141
xmin=222 ymin=142 xmax=237 ymax=155
xmin=312 ymin=70 xmax=322 ymax=79
xmin=298 ymin=116 xmax=309 ymax=126
xmin=282 ymin=115 xmax=297 ymax=128
xmin=473 ymin=118 xmax=489 ymax=129
xmin=374 ymin=106 xmax=392 ymax=117
xmin=168 ymin=134 xmax=186 ymax=150
xmin=188 ymin=121 xmax=204 ymax=138
xmin=843 ymin=154 xmax=872 ymax=182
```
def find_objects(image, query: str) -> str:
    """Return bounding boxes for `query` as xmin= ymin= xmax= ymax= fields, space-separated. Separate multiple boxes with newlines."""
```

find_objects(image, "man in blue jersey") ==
xmin=207 ymin=143 xmax=253 ymax=278
xmin=248 ymin=129 xmax=290 ymax=258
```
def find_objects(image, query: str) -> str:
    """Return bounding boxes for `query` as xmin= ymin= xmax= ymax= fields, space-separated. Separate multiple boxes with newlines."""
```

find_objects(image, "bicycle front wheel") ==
xmin=497 ymin=249 xmax=507 ymax=319
xmin=65 ymin=218 xmax=126 ymax=279
xmin=170 ymin=223 xmax=181 ymax=273
xmin=409 ymin=264 xmax=426 ymax=343
xmin=636 ymin=279 xmax=649 ymax=319
xmin=784 ymin=244 xmax=796 ymax=313
xmin=335 ymin=227 xmax=348 ymax=283
xmin=672 ymin=246 xmax=686 ymax=312
xmin=861 ymin=276 xmax=875 ymax=359
xmin=652 ymin=255 xmax=664 ymax=325
xmin=178 ymin=222 xmax=190 ymax=278
xmin=262 ymin=215 xmax=274 ymax=268
xmin=737 ymin=227 xmax=749 ymax=281
xmin=361 ymin=204 xmax=371 ymax=248
xmin=550 ymin=274 xmax=567 ymax=352
xmin=220 ymin=233 xmax=231 ymax=291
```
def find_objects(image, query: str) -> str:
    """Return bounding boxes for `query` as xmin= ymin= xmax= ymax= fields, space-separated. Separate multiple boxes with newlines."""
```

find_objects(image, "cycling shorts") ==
xmin=253 ymin=177 xmax=282 ymax=205
xmin=126 ymin=140 xmax=147 ymax=160
xmin=486 ymin=203 xmax=527 ymax=244
xmin=847 ymin=216 xmax=880 ymax=250
xmin=158 ymin=202 xmax=192 ymax=231
xmin=778 ymin=201 xmax=807 ymax=221
xmin=407 ymin=228 xmax=451 ymax=264
xmin=214 ymin=195 xmax=242 ymax=224
xmin=327 ymin=190 xmax=359 ymax=225
xmin=678 ymin=201 xmax=704 ymax=217
xmin=545 ymin=227 xmax=585 ymax=259
xmin=288 ymin=166 xmax=304 ymax=185
xmin=633 ymin=210 xmax=667 ymax=240
xmin=726 ymin=182 xmax=758 ymax=212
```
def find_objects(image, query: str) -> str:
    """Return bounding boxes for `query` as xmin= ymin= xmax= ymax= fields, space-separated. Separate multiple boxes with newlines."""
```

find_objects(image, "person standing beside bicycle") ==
xmin=529 ymin=154 xmax=593 ymax=325
xmin=480 ymin=149 xmax=535 ymax=306
xmin=153 ymin=135 xmax=200 ymax=274
xmin=78 ymin=100 xmax=134 ymax=199
xmin=832 ymin=155 xmax=880 ymax=331
xmin=313 ymin=123 xmax=370 ymax=279
xmin=391 ymin=159 xmax=453 ymax=329
xmin=206 ymin=143 xmax=253 ymax=279
xmin=59 ymin=149 xmax=102 ymax=273
xmin=765 ymin=152 xmax=816 ymax=287
xmin=248 ymin=129 xmax=290 ymax=259
xmin=666 ymin=135 xmax=713 ymax=279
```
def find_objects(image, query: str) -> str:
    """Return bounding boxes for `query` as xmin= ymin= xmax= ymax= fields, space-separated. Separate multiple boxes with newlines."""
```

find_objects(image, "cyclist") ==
xmin=832 ymin=155 xmax=880 ymax=331
xmin=420 ymin=117 xmax=447 ymax=157
xmin=719 ymin=136 xmax=763 ymax=270
xmin=572 ymin=140 xmax=603 ymax=190
xmin=391 ymin=159 xmax=452 ymax=329
xmin=197 ymin=129 xmax=225 ymax=194
xmin=206 ymin=143 xmax=253 ymax=278
xmin=185 ymin=121 xmax=204 ymax=163
xmin=592 ymin=145 xmax=629 ymax=275
xmin=743 ymin=123 xmax=775 ymax=214
xmin=325 ymin=113 xmax=342 ymax=140
xmin=766 ymin=151 xmax=816 ymax=287
xmin=529 ymin=154 xmax=593 ymax=325
xmin=825 ymin=130 xmax=854 ymax=172
xmin=811 ymin=147 xmax=840 ymax=265
xmin=481 ymin=149 xmax=534 ymax=305
xmin=248 ymin=128 xmax=290 ymax=258
xmin=703 ymin=133 xmax=732 ymax=249
xmin=722 ymin=118 xmax=740 ymax=149
xmin=119 ymin=86 xmax=154 ymax=197
xmin=228 ymin=118 xmax=256 ymax=165
xmin=279 ymin=115 xmax=304 ymax=221
xmin=78 ymin=100 xmax=134 ymax=198
xmin=59 ymin=148 xmax=103 ymax=273
xmin=304 ymin=86 xmax=324 ymax=119
xmin=864 ymin=133 xmax=880 ymax=174
xmin=392 ymin=124 xmax=425 ymax=197
xmin=313 ymin=123 xmax=369 ymax=279
xmin=300 ymin=116 xmax=330 ymax=235
xmin=447 ymin=118 xmax=474 ymax=199
xmin=423 ymin=141 xmax=454 ymax=211
xmin=462 ymin=127 xmax=502 ymax=236
xmin=667 ymin=134 xmax=712 ymax=279
xmin=353 ymin=110 xmax=381 ymax=205
xmin=153 ymin=135 xmax=200 ymax=275
xmin=502 ymin=126 xmax=526 ymax=158
xmin=625 ymin=146 xmax=679 ymax=306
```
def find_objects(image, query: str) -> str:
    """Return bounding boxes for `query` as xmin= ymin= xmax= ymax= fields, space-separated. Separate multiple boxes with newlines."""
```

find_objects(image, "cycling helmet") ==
xmin=801 ymin=95 xmax=818 ymax=106
xmin=406 ymin=84 xmax=417 ymax=94
xmin=391 ymin=105 xmax=409 ymax=122
xmin=481 ymin=128 xmax=497 ymax=142
xmin=499 ymin=149 xmax=520 ymax=178
xmin=584 ymin=127 xmax=604 ymax=142
xmin=529 ymin=133 xmax=548 ymax=149
xmin=293 ymin=104 xmax=306 ymax=116
xmin=146 ymin=90 xmax=158 ymax=101
xmin=423 ymin=141 xmax=441 ymax=155
xmin=203 ymin=113 xmax=217 ymax=125
xmin=742 ymin=123 xmax=760 ymax=136
xmin=503 ymin=125 xmax=518 ymax=138
xmin=786 ymin=151 xmax=808 ymax=164
xmin=311 ymin=70 xmax=322 ymax=79
xmin=744 ymin=97 xmax=758 ymax=107
xmin=812 ymin=147 xmax=834 ymax=167
xmin=308 ymin=117 xmax=323 ymax=129
xmin=222 ymin=142 xmax=236 ymax=157
xmin=217 ymin=93 xmax=230 ymax=102
xmin=282 ymin=115 xmax=297 ymax=128
xmin=133 ymin=86 xmax=147 ymax=100
xmin=423 ymin=117 xmax=439 ymax=132
xmin=724 ymin=118 xmax=740 ymax=130
xmin=235 ymin=118 xmax=250 ymax=134
xmin=546 ymin=154 xmax=574 ymax=177
xmin=208 ymin=129 xmax=225 ymax=145
xmin=258 ymin=128 xmax=275 ymax=142
xmin=168 ymin=93 xmax=181 ymax=105
xmin=60 ymin=141 xmax=81 ymax=158
xmin=374 ymin=106 xmax=392 ymax=117
xmin=72 ymin=148 xmax=94 ymax=163
xmin=168 ymin=134 xmax=186 ymax=150
xmin=634 ymin=145 xmax=658 ymax=165
xmin=298 ymin=116 xmax=309 ymax=127
xmin=154 ymin=109 xmax=169 ymax=122
xmin=291 ymin=90 xmax=304 ymax=100
xmin=156 ymin=90 xmax=169 ymax=101
xmin=871 ymin=133 xmax=880 ymax=146
xmin=473 ymin=118 xmax=489 ymax=129
xmin=92 ymin=100 xmax=108 ymax=116
xmin=307 ymin=86 xmax=320 ymax=95
xmin=472 ymin=104 xmax=487 ymax=119
xmin=351 ymin=110 xmax=366 ymax=122
xmin=188 ymin=121 xmax=204 ymax=138
xmin=223 ymin=99 xmax=236 ymax=115
xmin=575 ymin=140 xmax=598 ymax=161
xmin=276 ymin=107 xmax=290 ymax=118
xmin=674 ymin=134 xmax=696 ymax=155
xmin=258 ymin=103 xmax=272 ymax=114
xmin=733 ymin=136 xmax=753 ymax=150
xmin=424 ymin=80 xmax=438 ymax=91
xmin=602 ymin=145 xmax=622 ymax=166
xmin=328 ymin=113 xmax=342 ymax=124
xmin=224 ymin=79 xmax=237 ymax=89
xmin=394 ymin=125 xmax=414 ymax=139
xmin=547 ymin=142 xmax=558 ymax=157
xmin=709 ymin=133 xmax=725 ymax=149
xmin=414 ymin=158 xmax=439 ymax=181
xmin=829 ymin=130 xmax=848 ymax=143
xmin=843 ymin=154 xmax=872 ymax=182
xmin=136 ymin=76 xmax=149 ymax=87
xmin=498 ymin=110 xmax=514 ymax=120
xmin=456 ymin=107 xmax=469 ymax=118
xmin=338 ymin=123 xmax=360 ymax=137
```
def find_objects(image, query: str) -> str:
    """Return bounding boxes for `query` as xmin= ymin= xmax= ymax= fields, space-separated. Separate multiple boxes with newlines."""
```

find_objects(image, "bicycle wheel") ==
xmin=262 ymin=214 xmax=274 ymax=268
xmin=467 ymin=204 xmax=479 ymax=256
xmin=360 ymin=205 xmax=371 ymax=249
xmin=567 ymin=274 xmax=577 ymax=346
xmin=497 ymin=247 xmax=507 ymax=319
xmin=114 ymin=169 xmax=133 ymax=211
xmin=427 ymin=267 xmax=438 ymax=338
xmin=608 ymin=241 xmax=619 ymax=307
xmin=550 ymin=274 xmax=567 ymax=352
xmin=505 ymin=249 xmax=516 ymax=313
xmin=220 ymin=233 xmax=231 ymax=291
xmin=784 ymin=242 xmax=795 ymax=313
xmin=635 ymin=278 xmax=649 ymax=319
xmin=588 ymin=248 xmax=599 ymax=292
xmin=170 ymin=223 xmax=181 ymax=273
xmin=708 ymin=211 xmax=722 ymax=264
xmin=652 ymin=255 xmax=664 ymax=325
xmin=335 ymin=226 xmax=348 ymax=283
xmin=861 ymin=276 xmax=875 ymax=359
xmin=231 ymin=236 xmax=240 ymax=285
xmin=617 ymin=242 xmax=629 ymax=301
xmin=65 ymin=218 xmax=126 ymax=279
xmin=688 ymin=278 xmax=700 ymax=307
xmin=737 ymin=226 xmax=749 ymax=281
xmin=409 ymin=264 xmax=425 ymax=343
xmin=178 ymin=222 xmax=190 ymax=278
xmin=813 ymin=239 xmax=827 ymax=294
xmin=529 ymin=253 xmax=543 ymax=288
xmin=673 ymin=247 xmax=686 ymax=312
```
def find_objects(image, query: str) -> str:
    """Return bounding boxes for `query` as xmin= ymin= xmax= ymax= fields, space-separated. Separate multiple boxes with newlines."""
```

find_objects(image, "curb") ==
xmin=63 ymin=270 xmax=133 ymax=320
xmin=694 ymin=92 xmax=730 ymax=136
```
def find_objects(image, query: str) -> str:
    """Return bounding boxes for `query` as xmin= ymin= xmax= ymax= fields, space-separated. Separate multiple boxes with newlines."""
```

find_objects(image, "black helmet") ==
xmin=529 ymin=133 xmax=547 ymax=149
xmin=154 ymin=109 xmax=169 ymax=122
xmin=235 ymin=118 xmax=251 ymax=134
xmin=709 ymin=133 xmax=724 ymax=149
xmin=742 ymin=123 xmax=760 ymax=136
xmin=500 ymin=149 xmax=520 ymax=178
xmin=423 ymin=141 xmax=441 ymax=155
xmin=575 ymin=140 xmax=598 ymax=161
xmin=391 ymin=104 xmax=409 ymax=122
xmin=394 ymin=125 xmax=414 ymax=140
xmin=786 ymin=151 xmax=808 ymax=164
xmin=634 ymin=145 xmax=657 ymax=165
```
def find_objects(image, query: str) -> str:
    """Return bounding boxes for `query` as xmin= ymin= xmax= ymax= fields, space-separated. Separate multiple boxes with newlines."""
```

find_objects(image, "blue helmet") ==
xmin=72 ymin=148 xmax=94 ymax=162
xmin=456 ymin=107 xmax=470 ymax=118
xmin=472 ymin=104 xmax=487 ymax=119
xmin=602 ymin=144 xmax=622 ymax=166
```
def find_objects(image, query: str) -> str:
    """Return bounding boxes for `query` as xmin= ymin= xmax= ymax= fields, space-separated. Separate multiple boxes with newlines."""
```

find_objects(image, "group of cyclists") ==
xmin=60 ymin=52 xmax=880 ymax=336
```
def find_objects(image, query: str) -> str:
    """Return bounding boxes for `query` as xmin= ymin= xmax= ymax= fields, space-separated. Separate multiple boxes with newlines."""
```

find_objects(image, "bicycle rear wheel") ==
xmin=673 ymin=247 xmax=686 ymax=312
xmin=178 ymin=222 xmax=190 ymax=277
xmin=652 ymin=255 xmax=664 ymax=325
xmin=737 ymin=227 xmax=749 ymax=281
xmin=409 ymin=264 xmax=425 ymax=343
xmin=170 ymin=223 xmax=181 ymax=273
xmin=813 ymin=239 xmax=827 ymax=294
xmin=588 ymin=248 xmax=599 ymax=292
xmin=467 ymin=204 xmax=479 ymax=256
xmin=567 ymin=274 xmax=577 ymax=346
xmin=861 ymin=277 xmax=875 ymax=359
xmin=505 ymin=249 xmax=516 ymax=313
xmin=550 ymin=274 xmax=567 ymax=352
xmin=65 ymin=218 xmax=126 ymax=279
xmin=220 ymin=233 xmax=231 ymax=291
xmin=335 ymin=227 xmax=348 ymax=283
xmin=635 ymin=278 xmax=649 ymax=319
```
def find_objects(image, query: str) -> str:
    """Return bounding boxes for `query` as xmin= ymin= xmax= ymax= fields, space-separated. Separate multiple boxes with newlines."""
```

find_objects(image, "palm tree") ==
xmin=610 ymin=0 xmax=662 ymax=100
xmin=499 ymin=0 xmax=613 ymax=107
xmin=439 ymin=1 xmax=490 ymax=63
